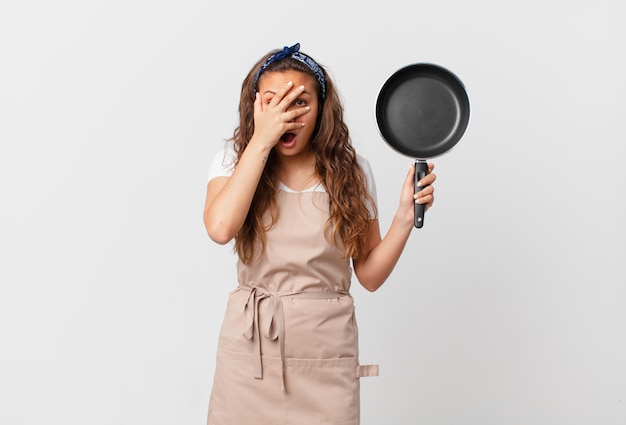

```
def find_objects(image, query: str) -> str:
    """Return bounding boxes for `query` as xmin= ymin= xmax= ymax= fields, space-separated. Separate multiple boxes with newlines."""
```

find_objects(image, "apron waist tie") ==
xmin=239 ymin=285 xmax=349 ymax=392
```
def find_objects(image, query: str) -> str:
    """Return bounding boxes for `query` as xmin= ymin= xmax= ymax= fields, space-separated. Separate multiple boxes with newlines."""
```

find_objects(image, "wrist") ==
xmin=246 ymin=137 xmax=274 ymax=160
xmin=393 ymin=209 xmax=414 ymax=231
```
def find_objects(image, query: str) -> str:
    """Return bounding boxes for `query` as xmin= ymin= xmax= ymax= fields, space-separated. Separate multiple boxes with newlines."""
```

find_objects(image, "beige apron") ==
xmin=207 ymin=190 xmax=378 ymax=425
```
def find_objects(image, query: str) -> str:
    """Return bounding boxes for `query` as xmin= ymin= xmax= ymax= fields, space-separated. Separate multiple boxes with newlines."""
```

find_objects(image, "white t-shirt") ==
xmin=207 ymin=141 xmax=378 ymax=218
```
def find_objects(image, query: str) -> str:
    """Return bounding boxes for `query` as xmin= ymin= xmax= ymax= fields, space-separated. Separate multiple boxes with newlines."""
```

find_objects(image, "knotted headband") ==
xmin=253 ymin=43 xmax=327 ymax=99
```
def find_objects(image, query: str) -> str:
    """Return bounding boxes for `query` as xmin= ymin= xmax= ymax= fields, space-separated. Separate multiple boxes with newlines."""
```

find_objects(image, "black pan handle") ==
xmin=414 ymin=160 xmax=428 ymax=228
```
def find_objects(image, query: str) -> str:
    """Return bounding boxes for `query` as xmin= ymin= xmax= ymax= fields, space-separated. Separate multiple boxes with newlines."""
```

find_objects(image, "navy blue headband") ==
xmin=253 ymin=43 xmax=327 ymax=99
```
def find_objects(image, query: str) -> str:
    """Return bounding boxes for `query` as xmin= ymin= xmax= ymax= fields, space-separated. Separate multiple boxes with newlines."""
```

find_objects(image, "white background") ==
xmin=1 ymin=1 xmax=625 ymax=424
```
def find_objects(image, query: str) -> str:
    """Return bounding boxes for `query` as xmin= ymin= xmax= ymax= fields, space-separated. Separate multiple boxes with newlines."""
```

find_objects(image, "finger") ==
xmin=415 ymin=185 xmax=435 ymax=199
xmin=415 ymin=192 xmax=434 ymax=205
xmin=418 ymin=172 xmax=436 ymax=187
xmin=423 ymin=194 xmax=435 ymax=211
xmin=269 ymin=81 xmax=295 ymax=106
xmin=278 ymin=84 xmax=306 ymax=109
xmin=284 ymin=106 xmax=311 ymax=122
xmin=254 ymin=92 xmax=262 ymax=113
xmin=285 ymin=120 xmax=307 ymax=131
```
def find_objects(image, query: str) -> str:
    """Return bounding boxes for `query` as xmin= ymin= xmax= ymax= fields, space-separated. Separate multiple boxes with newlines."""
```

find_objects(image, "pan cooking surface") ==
xmin=376 ymin=64 xmax=470 ymax=158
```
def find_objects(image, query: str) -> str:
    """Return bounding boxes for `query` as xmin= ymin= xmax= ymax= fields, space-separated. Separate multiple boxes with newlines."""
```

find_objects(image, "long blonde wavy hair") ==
xmin=231 ymin=49 xmax=377 ymax=264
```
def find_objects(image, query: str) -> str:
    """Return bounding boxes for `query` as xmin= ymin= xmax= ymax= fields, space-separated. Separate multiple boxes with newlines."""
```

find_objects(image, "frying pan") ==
xmin=376 ymin=63 xmax=470 ymax=228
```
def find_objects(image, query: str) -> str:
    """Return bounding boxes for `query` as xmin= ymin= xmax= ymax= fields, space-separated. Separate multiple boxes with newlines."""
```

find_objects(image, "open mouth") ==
xmin=280 ymin=132 xmax=296 ymax=146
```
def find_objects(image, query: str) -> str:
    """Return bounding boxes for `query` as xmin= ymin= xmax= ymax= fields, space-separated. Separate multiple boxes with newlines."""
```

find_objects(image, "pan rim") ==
xmin=375 ymin=62 xmax=470 ymax=159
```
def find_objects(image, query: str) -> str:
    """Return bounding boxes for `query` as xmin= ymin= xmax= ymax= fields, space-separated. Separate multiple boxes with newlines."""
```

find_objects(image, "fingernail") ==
xmin=305 ymin=106 xmax=310 ymax=111
xmin=287 ymin=81 xmax=293 ymax=86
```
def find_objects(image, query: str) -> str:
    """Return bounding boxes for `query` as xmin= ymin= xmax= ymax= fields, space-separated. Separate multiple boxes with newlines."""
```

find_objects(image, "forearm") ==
xmin=204 ymin=140 xmax=272 ymax=243
xmin=354 ymin=212 xmax=413 ymax=292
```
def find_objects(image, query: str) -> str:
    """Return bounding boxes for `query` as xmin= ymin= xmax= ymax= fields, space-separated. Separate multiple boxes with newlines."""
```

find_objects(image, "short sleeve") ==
xmin=357 ymin=155 xmax=378 ymax=219
xmin=208 ymin=141 xmax=237 ymax=182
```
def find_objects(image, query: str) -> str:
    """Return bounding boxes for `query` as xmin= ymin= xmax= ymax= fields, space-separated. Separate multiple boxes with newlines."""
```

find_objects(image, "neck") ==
xmin=276 ymin=151 xmax=315 ymax=172
xmin=275 ymin=150 xmax=318 ymax=191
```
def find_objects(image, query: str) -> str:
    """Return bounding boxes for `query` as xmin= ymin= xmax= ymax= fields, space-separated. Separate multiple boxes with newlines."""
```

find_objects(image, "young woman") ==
xmin=203 ymin=43 xmax=436 ymax=425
